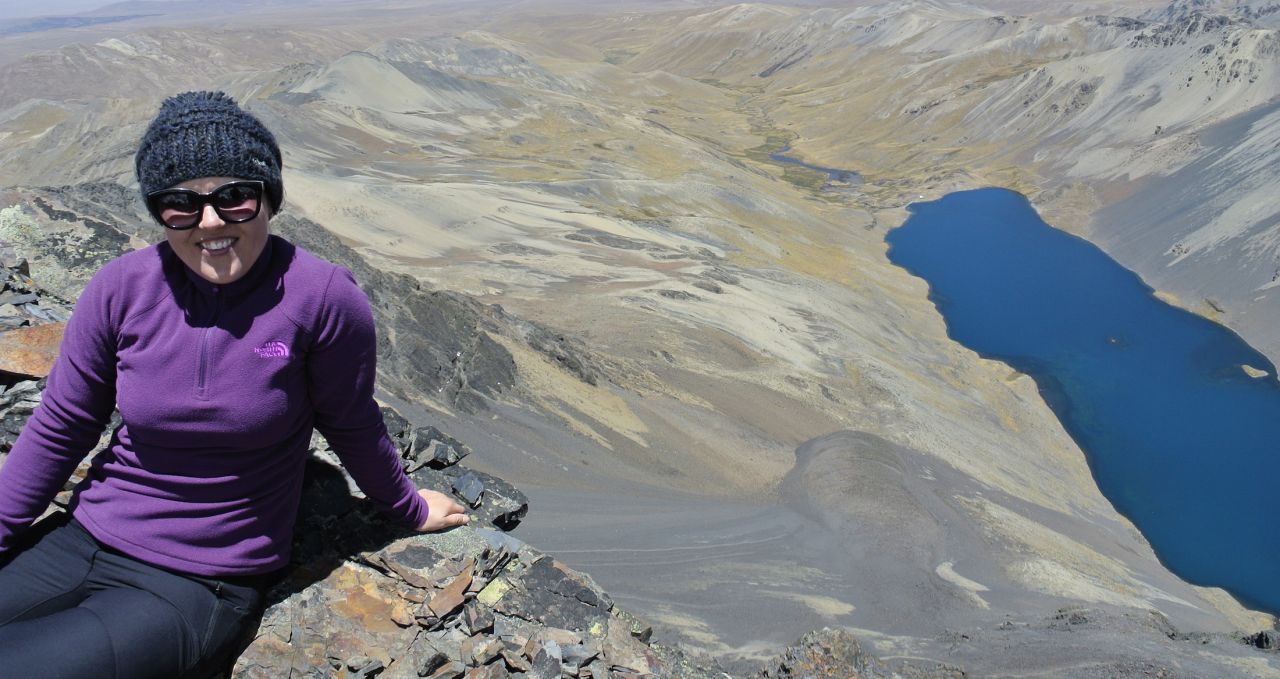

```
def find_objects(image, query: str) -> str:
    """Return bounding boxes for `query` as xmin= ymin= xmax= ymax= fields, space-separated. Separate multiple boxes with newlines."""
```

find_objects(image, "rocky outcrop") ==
xmin=236 ymin=498 xmax=671 ymax=678
xmin=231 ymin=407 xmax=666 ymax=679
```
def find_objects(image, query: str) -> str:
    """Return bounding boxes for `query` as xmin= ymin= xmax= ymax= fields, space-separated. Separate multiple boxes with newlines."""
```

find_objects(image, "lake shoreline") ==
xmin=886 ymin=187 xmax=1280 ymax=618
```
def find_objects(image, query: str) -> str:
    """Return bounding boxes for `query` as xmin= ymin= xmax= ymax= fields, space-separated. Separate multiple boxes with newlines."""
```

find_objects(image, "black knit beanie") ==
xmin=135 ymin=91 xmax=283 ymax=214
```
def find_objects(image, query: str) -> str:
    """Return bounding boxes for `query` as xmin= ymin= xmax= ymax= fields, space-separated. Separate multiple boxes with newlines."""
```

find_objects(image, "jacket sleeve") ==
xmin=307 ymin=267 xmax=430 ymax=529
xmin=0 ymin=268 xmax=119 ymax=554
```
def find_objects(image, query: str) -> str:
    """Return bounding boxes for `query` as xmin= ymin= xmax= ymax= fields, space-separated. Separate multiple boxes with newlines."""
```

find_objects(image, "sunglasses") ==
xmin=146 ymin=180 xmax=265 ymax=230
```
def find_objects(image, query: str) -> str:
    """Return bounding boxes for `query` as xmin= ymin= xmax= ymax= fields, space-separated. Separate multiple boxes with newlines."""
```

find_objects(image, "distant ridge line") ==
xmin=0 ymin=14 xmax=153 ymax=38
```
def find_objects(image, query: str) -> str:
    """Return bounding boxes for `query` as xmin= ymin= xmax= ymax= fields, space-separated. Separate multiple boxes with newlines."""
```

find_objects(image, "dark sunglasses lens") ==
xmin=152 ymin=192 xmax=201 ymax=228
xmin=149 ymin=182 xmax=263 ymax=228
xmin=212 ymin=184 xmax=261 ymax=222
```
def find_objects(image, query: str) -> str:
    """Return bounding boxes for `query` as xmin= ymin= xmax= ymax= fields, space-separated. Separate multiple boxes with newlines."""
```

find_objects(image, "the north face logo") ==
xmin=254 ymin=341 xmax=289 ymax=358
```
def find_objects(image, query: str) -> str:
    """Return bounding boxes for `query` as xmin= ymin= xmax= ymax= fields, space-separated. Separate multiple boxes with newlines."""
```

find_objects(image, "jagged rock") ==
xmin=463 ymin=603 xmax=495 ymax=636
xmin=527 ymin=648 xmax=560 ymax=679
xmin=351 ymin=658 xmax=386 ymax=678
xmin=560 ymin=640 xmax=600 ymax=671
xmin=0 ymin=378 xmax=45 ymax=454
xmin=603 ymin=618 xmax=660 ymax=675
xmin=427 ymin=660 xmax=466 ymax=679
xmin=382 ymin=411 xmax=471 ymax=473
xmin=429 ymin=563 xmax=473 ymax=618
xmin=346 ymin=410 xmax=525 ymax=531
xmin=411 ymin=639 xmax=452 ymax=676
xmin=451 ymin=472 xmax=486 ymax=508
xmin=492 ymin=556 xmax=612 ymax=633
xmin=0 ymin=292 xmax=37 ymax=305
xmin=394 ymin=422 xmax=471 ymax=473
xmin=583 ymin=659 xmax=609 ymax=679
xmin=228 ymin=409 xmax=729 ymax=678
xmin=462 ymin=636 xmax=503 ymax=666
xmin=499 ymin=647 xmax=531 ymax=673
xmin=753 ymin=628 xmax=885 ymax=679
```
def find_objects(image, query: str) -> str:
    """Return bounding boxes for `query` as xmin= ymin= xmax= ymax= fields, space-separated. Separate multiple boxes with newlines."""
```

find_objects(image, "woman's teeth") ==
xmin=201 ymin=238 xmax=235 ymax=252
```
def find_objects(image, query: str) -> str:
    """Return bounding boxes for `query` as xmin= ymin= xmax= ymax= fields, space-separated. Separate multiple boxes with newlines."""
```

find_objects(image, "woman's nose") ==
xmin=198 ymin=204 xmax=225 ymax=229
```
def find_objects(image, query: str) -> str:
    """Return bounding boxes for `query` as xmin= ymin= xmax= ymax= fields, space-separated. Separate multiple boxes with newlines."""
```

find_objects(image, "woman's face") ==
xmin=163 ymin=176 xmax=270 ymax=285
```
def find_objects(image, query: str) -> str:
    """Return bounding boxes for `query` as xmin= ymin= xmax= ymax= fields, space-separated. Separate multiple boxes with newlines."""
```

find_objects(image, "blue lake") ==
xmin=885 ymin=187 xmax=1278 ymax=616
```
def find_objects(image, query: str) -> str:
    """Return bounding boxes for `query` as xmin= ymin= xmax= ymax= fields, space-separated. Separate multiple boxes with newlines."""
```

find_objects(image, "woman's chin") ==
xmin=197 ymin=259 xmax=244 ymax=285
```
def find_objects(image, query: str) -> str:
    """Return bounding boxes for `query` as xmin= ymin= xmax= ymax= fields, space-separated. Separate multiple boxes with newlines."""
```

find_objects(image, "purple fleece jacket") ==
xmin=0 ymin=235 xmax=430 ymax=575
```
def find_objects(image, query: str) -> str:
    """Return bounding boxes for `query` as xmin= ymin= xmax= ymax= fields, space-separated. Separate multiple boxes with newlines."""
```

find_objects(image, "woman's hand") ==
xmin=416 ymin=489 xmax=470 ymax=532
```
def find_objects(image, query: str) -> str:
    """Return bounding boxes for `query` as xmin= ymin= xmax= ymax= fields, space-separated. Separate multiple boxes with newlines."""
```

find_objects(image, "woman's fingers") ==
xmin=416 ymin=488 xmax=471 ymax=532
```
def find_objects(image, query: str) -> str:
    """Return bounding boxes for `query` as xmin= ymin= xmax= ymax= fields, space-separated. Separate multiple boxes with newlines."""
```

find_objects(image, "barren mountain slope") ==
xmin=0 ymin=2 xmax=1277 ymax=675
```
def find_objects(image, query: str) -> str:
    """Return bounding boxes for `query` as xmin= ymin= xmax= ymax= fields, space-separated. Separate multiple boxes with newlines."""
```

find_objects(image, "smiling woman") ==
xmin=133 ymin=92 xmax=283 ymax=286
xmin=153 ymin=176 xmax=272 ymax=284
xmin=0 ymin=91 xmax=469 ymax=679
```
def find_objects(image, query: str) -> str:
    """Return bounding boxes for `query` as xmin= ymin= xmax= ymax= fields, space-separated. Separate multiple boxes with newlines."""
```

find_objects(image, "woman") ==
xmin=0 ymin=91 xmax=469 ymax=678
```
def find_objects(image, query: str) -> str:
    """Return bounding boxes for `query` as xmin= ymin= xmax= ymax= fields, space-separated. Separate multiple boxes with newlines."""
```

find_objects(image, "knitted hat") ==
xmin=135 ymin=91 xmax=283 ymax=214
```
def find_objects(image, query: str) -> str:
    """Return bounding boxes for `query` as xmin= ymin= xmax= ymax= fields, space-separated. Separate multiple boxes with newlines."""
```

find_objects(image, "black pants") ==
xmin=0 ymin=513 xmax=268 ymax=679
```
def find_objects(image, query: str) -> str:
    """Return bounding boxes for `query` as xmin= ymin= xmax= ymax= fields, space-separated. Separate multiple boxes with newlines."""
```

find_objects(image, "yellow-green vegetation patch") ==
xmin=779 ymin=165 xmax=829 ymax=192
xmin=742 ymin=130 xmax=796 ymax=165
xmin=476 ymin=577 xmax=512 ymax=605
xmin=602 ymin=49 xmax=636 ymax=64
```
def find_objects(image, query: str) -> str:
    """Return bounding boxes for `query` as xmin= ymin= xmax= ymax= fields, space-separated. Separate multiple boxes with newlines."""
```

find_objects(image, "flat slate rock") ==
xmin=0 ymin=322 xmax=65 ymax=378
